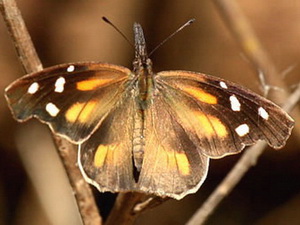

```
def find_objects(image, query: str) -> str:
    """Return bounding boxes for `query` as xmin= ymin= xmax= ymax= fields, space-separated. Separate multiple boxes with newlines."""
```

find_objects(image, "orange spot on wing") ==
xmin=94 ymin=144 xmax=118 ymax=167
xmin=175 ymin=152 xmax=190 ymax=175
xmin=164 ymin=151 xmax=190 ymax=176
xmin=195 ymin=112 xmax=227 ymax=137
xmin=65 ymin=102 xmax=83 ymax=122
xmin=182 ymin=86 xmax=217 ymax=104
xmin=65 ymin=100 xmax=97 ymax=123
xmin=158 ymin=71 xmax=206 ymax=82
xmin=79 ymin=101 xmax=97 ymax=122
xmin=76 ymin=78 xmax=113 ymax=91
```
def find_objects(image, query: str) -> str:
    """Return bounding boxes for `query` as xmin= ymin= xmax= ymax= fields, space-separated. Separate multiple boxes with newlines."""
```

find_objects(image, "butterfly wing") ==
xmin=137 ymin=94 xmax=209 ymax=199
xmin=136 ymin=70 xmax=294 ymax=199
xmin=5 ymin=62 xmax=131 ymax=144
xmin=155 ymin=71 xmax=294 ymax=158
xmin=78 ymin=95 xmax=136 ymax=192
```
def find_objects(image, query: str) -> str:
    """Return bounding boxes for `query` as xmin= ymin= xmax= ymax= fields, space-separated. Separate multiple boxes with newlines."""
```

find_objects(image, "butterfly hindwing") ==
xmin=156 ymin=71 xmax=294 ymax=158
xmin=137 ymin=94 xmax=209 ymax=199
xmin=78 ymin=95 xmax=136 ymax=192
xmin=5 ymin=62 xmax=131 ymax=143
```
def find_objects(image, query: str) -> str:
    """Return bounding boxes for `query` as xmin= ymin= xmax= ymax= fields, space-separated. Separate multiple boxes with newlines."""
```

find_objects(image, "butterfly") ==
xmin=5 ymin=22 xmax=294 ymax=200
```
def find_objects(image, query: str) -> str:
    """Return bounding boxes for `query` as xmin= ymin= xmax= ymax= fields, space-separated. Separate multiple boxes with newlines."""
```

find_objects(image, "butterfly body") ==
xmin=5 ymin=23 xmax=294 ymax=200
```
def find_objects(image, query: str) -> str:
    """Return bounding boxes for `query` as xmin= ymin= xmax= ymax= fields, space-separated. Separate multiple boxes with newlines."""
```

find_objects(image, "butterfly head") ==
xmin=133 ymin=23 xmax=152 ymax=75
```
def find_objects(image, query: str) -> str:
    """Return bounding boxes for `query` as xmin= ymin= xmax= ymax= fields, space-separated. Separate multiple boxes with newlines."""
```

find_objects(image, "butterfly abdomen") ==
xmin=132 ymin=110 xmax=146 ymax=174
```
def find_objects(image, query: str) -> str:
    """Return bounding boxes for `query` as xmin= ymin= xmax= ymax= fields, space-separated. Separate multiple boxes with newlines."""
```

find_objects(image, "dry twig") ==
xmin=105 ymin=193 xmax=168 ymax=225
xmin=0 ymin=0 xmax=101 ymax=224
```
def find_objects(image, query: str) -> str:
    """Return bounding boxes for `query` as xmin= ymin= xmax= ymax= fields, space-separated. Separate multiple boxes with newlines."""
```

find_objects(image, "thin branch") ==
xmin=105 ymin=193 xmax=169 ymax=225
xmin=186 ymin=83 xmax=300 ymax=225
xmin=0 ymin=0 xmax=102 ymax=224
xmin=213 ymin=0 xmax=300 ymax=136
xmin=54 ymin=137 xmax=102 ymax=225
xmin=0 ymin=0 xmax=42 ymax=73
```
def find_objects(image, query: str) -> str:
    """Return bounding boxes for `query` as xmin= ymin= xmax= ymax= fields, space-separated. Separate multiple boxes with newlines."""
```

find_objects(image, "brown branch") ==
xmin=105 ymin=193 xmax=169 ymax=225
xmin=0 ymin=0 xmax=102 ymax=224
xmin=54 ymin=137 xmax=102 ymax=225
xmin=186 ymin=83 xmax=300 ymax=225
xmin=213 ymin=0 xmax=300 ymax=136
xmin=0 ymin=0 xmax=41 ymax=73
xmin=105 ymin=193 xmax=151 ymax=225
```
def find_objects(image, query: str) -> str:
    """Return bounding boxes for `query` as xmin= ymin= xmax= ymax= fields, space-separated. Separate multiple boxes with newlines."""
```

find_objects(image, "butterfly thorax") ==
xmin=133 ymin=58 xmax=154 ymax=107
xmin=133 ymin=23 xmax=155 ymax=108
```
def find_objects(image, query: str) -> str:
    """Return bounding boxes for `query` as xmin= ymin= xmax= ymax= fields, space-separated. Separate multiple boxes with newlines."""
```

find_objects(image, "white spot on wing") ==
xmin=235 ymin=124 xmax=250 ymax=137
xmin=45 ymin=102 xmax=60 ymax=117
xmin=258 ymin=107 xmax=269 ymax=120
xmin=230 ymin=95 xmax=241 ymax=111
xmin=54 ymin=77 xmax=66 ymax=93
xmin=67 ymin=65 xmax=75 ymax=72
xmin=28 ymin=82 xmax=39 ymax=94
xmin=220 ymin=81 xmax=228 ymax=89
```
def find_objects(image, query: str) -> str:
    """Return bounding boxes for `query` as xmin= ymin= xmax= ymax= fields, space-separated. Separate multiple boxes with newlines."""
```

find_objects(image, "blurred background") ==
xmin=0 ymin=0 xmax=299 ymax=224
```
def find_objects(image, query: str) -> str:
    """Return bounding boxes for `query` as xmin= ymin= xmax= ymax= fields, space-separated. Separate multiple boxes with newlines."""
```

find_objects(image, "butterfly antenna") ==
xmin=102 ymin=17 xmax=134 ymax=48
xmin=148 ymin=18 xmax=195 ymax=57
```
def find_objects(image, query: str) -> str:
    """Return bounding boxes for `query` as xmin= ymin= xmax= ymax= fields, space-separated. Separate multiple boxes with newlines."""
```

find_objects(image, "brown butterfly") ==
xmin=5 ymin=22 xmax=294 ymax=200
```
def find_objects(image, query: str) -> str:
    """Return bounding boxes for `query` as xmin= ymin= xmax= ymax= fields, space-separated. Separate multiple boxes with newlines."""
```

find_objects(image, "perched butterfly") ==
xmin=5 ymin=23 xmax=294 ymax=200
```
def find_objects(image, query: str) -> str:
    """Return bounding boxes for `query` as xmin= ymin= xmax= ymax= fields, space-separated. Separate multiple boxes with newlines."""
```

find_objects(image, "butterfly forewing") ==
xmin=5 ymin=62 xmax=131 ymax=143
xmin=156 ymin=71 xmax=294 ymax=158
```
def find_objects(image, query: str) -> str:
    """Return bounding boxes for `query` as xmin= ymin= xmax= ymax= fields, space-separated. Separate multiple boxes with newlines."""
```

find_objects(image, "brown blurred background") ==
xmin=0 ymin=0 xmax=299 ymax=224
